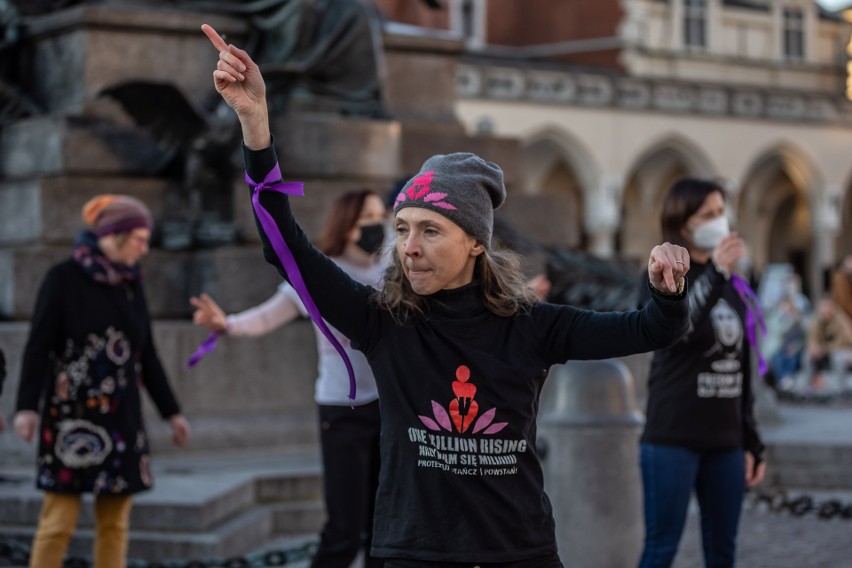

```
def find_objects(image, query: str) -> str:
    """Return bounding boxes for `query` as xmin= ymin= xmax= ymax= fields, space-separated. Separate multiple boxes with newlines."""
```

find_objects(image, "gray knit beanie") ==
xmin=393 ymin=153 xmax=506 ymax=248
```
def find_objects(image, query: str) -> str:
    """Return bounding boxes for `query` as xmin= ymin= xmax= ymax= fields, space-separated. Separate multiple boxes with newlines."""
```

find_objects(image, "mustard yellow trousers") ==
xmin=29 ymin=492 xmax=133 ymax=568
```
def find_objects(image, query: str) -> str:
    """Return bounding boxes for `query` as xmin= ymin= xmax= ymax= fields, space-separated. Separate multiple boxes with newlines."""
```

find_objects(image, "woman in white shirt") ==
xmin=191 ymin=189 xmax=387 ymax=568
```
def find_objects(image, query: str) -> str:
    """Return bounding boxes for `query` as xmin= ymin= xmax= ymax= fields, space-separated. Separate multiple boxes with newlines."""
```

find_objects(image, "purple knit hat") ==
xmin=393 ymin=153 xmax=506 ymax=248
xmin=82 ymin=194 xmax=153 ymax=237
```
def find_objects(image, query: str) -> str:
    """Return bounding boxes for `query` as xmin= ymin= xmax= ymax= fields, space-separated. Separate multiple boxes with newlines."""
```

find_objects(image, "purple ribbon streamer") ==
xmin=247 ymin=164 xmax=358 ymax=403
xmin=731 ymin=273 xmax=768 ymax=376
xmin=186 ymin=331 xmax=221 ymax=368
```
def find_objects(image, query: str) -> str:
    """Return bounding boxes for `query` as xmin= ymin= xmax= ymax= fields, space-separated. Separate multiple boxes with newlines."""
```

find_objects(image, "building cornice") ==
xmin=457 ymin=59 xmax=852 ymax=125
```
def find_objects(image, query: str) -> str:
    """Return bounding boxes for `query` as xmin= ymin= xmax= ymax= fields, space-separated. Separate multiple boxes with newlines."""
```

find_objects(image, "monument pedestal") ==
xmin=0 ymin=5 xmax=529 ymax=469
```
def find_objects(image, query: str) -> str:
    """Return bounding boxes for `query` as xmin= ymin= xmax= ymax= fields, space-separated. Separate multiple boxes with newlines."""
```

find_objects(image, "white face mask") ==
xmin=691 ymin=215 xmax=729 ymax=251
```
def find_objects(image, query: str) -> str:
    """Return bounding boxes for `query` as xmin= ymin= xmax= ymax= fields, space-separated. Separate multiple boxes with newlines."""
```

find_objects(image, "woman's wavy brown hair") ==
xmin=319 ymin=189 xmax=379 ymax=256
xmin=374 ymin=244 xmax=538 ymax=321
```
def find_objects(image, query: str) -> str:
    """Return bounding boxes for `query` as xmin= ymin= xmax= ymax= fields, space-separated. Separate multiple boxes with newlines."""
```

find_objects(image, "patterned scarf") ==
xmin=72 ymin=231 xmax=140 ymax=286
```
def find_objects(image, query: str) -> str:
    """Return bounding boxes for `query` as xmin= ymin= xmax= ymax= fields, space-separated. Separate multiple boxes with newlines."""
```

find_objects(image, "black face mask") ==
xmin=355 ymin=223 xmax=385 ymax=255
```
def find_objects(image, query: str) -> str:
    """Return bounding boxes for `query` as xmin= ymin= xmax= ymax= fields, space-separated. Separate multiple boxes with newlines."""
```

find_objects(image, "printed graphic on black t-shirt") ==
xmin=408 ymin=365 xmax=526 ymax=477
xmin=697 ymin=298 xmax=744 ymax=399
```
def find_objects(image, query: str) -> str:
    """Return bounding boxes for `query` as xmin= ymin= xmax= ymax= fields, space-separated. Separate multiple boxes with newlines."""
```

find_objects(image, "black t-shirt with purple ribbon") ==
xmin=244 ymin=143 xmax=689 ymax=563
xmin=638 ymin=260 xmax=764 ymax=461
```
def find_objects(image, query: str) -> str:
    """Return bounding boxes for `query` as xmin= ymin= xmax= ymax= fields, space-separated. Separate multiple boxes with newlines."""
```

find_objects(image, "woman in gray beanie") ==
xmin=204 ymin=24 xmax=690 ymax=568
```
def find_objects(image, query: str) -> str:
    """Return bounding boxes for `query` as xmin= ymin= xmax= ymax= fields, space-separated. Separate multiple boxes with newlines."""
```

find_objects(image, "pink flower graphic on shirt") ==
xmin=418 ymin=365 xmax=508 ymax=435
xmin=394 ymin=171 xmax=457 ymax=210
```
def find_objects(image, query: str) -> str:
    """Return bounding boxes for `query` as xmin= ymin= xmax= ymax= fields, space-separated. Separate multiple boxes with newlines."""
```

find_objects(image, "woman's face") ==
xmin=347 ymin=195 xmax=386 ymax=240
xmin=356 ymin=195 xmax=386 ymax=230
xmin=394 ymin=207 xmax=484 ymax=295
xmin=683 ymin=191 xmax=725 ymax=244
xmin=347 ymin=194 xmax=387 ymax=257
xmin=103 ymin=228 xmax=150 ymax=267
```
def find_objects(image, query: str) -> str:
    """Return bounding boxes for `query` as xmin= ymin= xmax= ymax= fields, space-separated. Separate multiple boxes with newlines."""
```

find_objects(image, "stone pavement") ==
xmin=672 ymin=400 xmax=852 ymax=568
xmin=674 ymin=494 xmax=852 ymax=568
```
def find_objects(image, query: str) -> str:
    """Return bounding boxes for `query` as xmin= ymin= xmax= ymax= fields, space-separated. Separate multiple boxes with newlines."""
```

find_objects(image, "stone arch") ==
xmin=736 ymin=143 xmax=822 ymax=295
xmin=505 ymin=128 xmax=599 ymax=250
xmin=618 ymin=134 xmax=717 ymax=263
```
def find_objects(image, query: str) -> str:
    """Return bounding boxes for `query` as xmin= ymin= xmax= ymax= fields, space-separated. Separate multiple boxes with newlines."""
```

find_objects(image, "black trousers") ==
xmin=311 ymin=400 xmax=383 ymax=568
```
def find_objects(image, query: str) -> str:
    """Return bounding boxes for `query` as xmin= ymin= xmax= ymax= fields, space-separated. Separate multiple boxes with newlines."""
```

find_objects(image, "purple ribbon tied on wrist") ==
xmin=187 ymin=164 xmax=358 ymax=404
xmin=731 ymin=273 xmax=768 ymax=376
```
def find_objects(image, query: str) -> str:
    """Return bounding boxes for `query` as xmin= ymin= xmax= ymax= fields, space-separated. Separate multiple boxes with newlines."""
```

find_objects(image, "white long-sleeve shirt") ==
xmin=226 ymin=258 xmax=384 ymax=406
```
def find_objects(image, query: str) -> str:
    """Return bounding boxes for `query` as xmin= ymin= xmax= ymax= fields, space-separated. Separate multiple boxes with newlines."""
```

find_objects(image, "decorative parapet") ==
xmin=457 ymin=61 xmax=852 ymax=124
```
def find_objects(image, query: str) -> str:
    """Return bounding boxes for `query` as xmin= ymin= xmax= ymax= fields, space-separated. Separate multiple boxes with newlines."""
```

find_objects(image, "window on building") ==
xmin=453 ymin=0 xmax=485 ymax=48
xmin=684 ymin=0 xmax=707 ymax=49
xmin=461 ymin=0 xmax=474 ymax=38
xmin=783 ymin=8 xmax=805 ymax=60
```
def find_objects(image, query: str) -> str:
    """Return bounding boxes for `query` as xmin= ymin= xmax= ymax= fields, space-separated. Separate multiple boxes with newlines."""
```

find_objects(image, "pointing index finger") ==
xmin=201 ymin=23 xmax=228 ymax=53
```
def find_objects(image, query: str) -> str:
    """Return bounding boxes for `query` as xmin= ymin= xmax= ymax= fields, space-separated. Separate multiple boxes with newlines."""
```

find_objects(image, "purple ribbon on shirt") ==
xmin=249 ymin=164 xmax=357 ymax=402
xmin=731 ymin=273 xmax=768 ymax=376
xmin=185 ymin=163 xmax=358 ymax=404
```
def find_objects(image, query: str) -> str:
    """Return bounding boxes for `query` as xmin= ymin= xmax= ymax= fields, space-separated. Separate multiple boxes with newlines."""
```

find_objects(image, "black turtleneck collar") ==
xmin=426 ymin=281 xmax=486 ymax=318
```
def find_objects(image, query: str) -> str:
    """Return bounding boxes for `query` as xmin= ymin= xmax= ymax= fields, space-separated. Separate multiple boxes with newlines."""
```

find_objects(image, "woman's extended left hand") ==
xmin=648 ymin=242 xmax=690 ymax=295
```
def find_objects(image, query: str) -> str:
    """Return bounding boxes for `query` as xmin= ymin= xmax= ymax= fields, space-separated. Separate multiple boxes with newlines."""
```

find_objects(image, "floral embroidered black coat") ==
xmin=16 ymin=258 xmax=181 ymax=495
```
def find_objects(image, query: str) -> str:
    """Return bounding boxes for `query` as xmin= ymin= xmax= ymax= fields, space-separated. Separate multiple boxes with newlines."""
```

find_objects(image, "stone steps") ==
xmin=765 ymin=441 xmax=852 ymax=490
xmin=761 ymin=404 xmax=852 ymax=490
xmin=0 ymin=452 xmax=325 ymax=561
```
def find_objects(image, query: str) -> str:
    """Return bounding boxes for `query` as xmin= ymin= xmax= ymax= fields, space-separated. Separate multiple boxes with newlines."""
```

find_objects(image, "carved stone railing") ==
xmin=457 ymin=59 xmax=852 ymax=124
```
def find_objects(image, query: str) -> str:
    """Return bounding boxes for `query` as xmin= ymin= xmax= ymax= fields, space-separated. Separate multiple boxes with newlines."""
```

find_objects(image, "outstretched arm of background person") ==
xmin=190 ymin=290 xmax=301 ymax=337
xmin=15 ymin=266 xmax=65 ymax=442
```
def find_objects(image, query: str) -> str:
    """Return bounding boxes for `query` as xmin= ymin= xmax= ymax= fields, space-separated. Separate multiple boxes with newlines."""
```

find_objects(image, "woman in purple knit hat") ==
xmin=14 ymin=194 xmax=191 ymax=568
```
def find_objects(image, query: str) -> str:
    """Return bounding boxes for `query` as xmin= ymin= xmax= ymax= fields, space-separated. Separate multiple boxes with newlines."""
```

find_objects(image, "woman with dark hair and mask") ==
xmin=191 ymin=188 xmax=387 ymax=568
xmin=202 ymin=24 xmax=690 ymax=567
xmin=636 ymin=178 xmax=766 ymax=568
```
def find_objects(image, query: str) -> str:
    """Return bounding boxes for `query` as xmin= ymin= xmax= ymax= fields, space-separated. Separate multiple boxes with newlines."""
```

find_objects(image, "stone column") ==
xmin=721 ymin=179 xmax=754 ymax=274
xmin=584 ymin=174 xmax=623 ymax=258
xmin=804 ymin=2 xmax=818 ymax=65
xmin=707 ymin=0 xmax=722 ymax=51
xmin=670 ymin=0 xmax=684 ymax=52
xmin=538 ymin=360 xmax=645 ymax=568
xmin=811 ymin=188 xmax=843 ymax=295
xmin=770 ymin=1 xmax=784 ymax=61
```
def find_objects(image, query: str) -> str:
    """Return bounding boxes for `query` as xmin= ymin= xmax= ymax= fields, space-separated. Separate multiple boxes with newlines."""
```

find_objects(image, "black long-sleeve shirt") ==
xmin=16 ymin=258 xmax=180 ymax=495
xmin=639 ymin=260 xmax=764 ymax=460
xmin=246 ymin=144 xmax=689 ymax=563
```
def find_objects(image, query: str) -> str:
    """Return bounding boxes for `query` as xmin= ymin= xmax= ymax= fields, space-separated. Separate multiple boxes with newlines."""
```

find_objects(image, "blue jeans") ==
xmin=637 ymin=444 xmax=745 ymax=568
xmin=770 ymin=350 xmax=801 ymax=381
